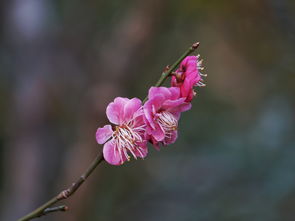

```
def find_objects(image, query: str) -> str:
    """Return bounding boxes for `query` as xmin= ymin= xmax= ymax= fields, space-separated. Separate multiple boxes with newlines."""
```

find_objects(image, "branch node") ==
xmin=163 ymin=65 xmax=170 ymax=73
xmin=192 ymin=42 xmax=200 ymax=49
xmin=57 ymin=190 xmax=70 ymax=200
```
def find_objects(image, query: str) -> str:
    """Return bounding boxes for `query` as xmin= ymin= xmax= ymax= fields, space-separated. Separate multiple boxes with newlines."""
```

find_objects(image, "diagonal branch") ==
xmin=17 ymin=42 xmax=199 ymax=221
xmin=18 ymin=154 xmax=104 ymax=221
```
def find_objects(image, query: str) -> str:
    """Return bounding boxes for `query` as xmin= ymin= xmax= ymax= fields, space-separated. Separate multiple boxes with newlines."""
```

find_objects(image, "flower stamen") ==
xmin=112 ymin=124 xmax=144 ymax=163
xmin=157 ymin=111 xmax=178 ymax=139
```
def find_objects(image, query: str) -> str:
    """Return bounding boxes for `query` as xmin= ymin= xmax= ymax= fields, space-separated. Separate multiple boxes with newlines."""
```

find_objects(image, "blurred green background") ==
xmin=0 ymin=0 xmax=295 ymax=220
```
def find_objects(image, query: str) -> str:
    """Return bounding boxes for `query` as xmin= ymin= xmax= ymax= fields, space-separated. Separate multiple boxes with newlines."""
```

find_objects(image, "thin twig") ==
xmin=17 ymin=42 xmax=200 ymax=221
xmin=41 ymin=205 xmax=68 ymax=216
xmin=17 ymin=154 xmax=104 ymax=221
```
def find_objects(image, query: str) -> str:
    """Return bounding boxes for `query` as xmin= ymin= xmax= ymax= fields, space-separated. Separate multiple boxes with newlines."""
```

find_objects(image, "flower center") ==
xmin=157 ymin=111 xmax=178 ymax=138
xmin=112 ymin=123 xmax=145 ymax=163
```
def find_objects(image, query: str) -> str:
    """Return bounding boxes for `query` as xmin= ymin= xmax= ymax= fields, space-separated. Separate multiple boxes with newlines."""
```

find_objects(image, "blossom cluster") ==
xmin=96 ymin=56 xmax=205 ymax=165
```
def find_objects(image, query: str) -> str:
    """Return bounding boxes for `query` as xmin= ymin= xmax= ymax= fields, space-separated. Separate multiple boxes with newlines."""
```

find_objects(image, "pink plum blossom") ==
xmin=96 ymin=97 xmax=147 ymax=165
xmin=143 ymin=87 xmax=191 ymax=149
xmin=171 ymin=55 xmax=205 ymax=102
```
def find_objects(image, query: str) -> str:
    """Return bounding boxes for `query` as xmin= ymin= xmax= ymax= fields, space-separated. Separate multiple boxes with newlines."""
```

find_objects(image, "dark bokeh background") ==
xmin=0 ymin=0 xmax=295 ymax=220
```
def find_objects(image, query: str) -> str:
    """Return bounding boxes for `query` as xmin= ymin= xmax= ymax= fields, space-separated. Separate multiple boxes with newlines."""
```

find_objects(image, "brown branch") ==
xmin=17 ymin=153 xmax=104 ymax=221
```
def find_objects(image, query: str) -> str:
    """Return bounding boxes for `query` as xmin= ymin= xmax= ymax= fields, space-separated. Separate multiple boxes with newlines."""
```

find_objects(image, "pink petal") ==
xmin=180 ymin=56 xmax=197 ymax=74
xmin=149 ymin=87 xmax=181 ymax=101
xmin=148 ymin=95 xmax=165 ymax=111
xmin=123 ymin=98 xmax=142 ymax=122
xmin=134 ymin=142 xmax=148 ymax=159
xmin=162 ymin=97 xmax=186 ymax=110
xmin=150 ymin=123 xmax=165 ymax=142
xmin=132 ymin=114 xmax=145 ymax=129
xmin=106 ymin=97 xmax=129 ymax=125
xmin=143 ymin=95 xmax=165 ymax=129
xmin=180 ymin=74 xmax=196 ymax=98
xmin=164 ymin=130 xmax=178 ymax=145
xmin=96 ymin=125 xmax=113 ymax=144
xmin=143 ymin=102 xmax=155 ymax=129
xmin=169 ymin=102 xmax=192 ymax=115
xmin=103 ymin=141 xmax=125 ymax=166
xmin=168 ymin=87 xmax=181 ymax=100
xmin=148 ymin=87 xmax=172 ymax=99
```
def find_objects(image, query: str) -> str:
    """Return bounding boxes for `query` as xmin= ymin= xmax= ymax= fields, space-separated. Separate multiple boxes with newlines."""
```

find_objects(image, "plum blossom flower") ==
xmin=171 ymin=55 xmax=206 ymax=102
xmin=96 ymin=97 xmax=147 ymax=165
xmin=143 ymin=87 xmax=191 ymax=149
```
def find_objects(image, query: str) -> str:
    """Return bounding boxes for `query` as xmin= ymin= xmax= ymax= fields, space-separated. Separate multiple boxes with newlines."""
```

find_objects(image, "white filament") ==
xmin=111 ymin=114 xmax=145 ymax=164
xmin=157 ymin=111 xmax=178 ymax=139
